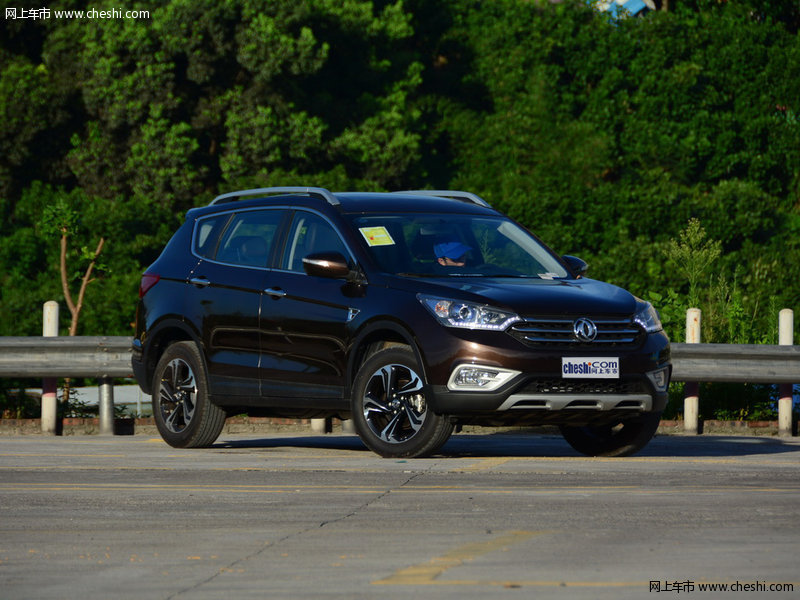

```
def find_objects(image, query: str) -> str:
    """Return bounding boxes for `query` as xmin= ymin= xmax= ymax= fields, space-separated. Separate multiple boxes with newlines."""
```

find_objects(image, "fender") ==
xmin=135 ymin=316 xmax=204 ymax=394
xmin=346 ymin=318 xmax=442 ymax=408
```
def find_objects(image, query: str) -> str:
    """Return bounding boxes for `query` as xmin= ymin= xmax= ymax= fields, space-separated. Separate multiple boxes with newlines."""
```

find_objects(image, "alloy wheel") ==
xmin=361 ymin=363 xmax=427 ymax=444
xmin=157 ymin=357 xmax=197 ymax=434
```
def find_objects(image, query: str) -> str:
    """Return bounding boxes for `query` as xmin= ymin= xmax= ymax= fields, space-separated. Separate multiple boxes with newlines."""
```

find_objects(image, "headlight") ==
xmin=418 ymin=294 xmax=520 ymax=330
xmin=634 ymin=302 xmax=663 ymax=333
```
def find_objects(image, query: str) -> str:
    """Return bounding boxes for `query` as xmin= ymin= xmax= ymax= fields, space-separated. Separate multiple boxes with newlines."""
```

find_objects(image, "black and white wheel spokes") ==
xmin=362 ymin=363 xmax=427 ymax=444
xmin=158 ymin=358 xmax=197 ymax=433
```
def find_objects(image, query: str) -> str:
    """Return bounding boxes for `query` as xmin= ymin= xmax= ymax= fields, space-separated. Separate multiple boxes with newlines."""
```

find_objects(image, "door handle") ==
xmin=189 ymin=276 xmax=210 ymax=288
xmin=264 ymin=287 xmax=287 ymax=298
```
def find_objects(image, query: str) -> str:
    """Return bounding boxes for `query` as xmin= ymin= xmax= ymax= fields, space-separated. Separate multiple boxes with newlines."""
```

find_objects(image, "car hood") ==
xmin=396 ymin=276 xmax=638 ymax=316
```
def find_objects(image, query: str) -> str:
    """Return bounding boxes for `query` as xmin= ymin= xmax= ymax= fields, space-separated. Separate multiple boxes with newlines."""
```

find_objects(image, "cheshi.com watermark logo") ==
xmin=562 ymin=357 xmax=620 ymax=379
xmin=6 ymin=7 xmax=150 ymax=20
xmin=650 ymin=580 xmax=794 ymax=594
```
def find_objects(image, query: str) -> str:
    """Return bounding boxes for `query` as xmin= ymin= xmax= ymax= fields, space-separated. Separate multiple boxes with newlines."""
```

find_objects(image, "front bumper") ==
xmin=420 ymin=325 xmax=672 ymax=422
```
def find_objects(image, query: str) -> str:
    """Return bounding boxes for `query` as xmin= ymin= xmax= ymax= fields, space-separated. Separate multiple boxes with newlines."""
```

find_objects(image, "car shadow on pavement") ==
xmin=214 ymin=431 xmax=800 ymax=458
xmin=441 ymin=432 xmax=800 ymax=458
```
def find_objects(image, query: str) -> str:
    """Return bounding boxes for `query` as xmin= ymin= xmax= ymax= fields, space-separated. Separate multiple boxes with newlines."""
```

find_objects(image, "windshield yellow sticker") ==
xmin=360 ymin=226 xmax=395 ymax=246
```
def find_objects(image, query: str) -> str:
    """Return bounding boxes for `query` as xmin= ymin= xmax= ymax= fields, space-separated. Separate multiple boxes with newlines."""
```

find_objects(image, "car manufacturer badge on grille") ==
xmin=573 ymin=318 xmax=598 ymax=342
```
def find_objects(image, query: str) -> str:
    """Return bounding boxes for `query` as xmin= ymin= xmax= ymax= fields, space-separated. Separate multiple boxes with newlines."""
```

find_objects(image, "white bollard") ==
xmin=684 ymin=308 xmax=701 ymax=434
xmin=311 ymin=417 xmax=332 ymax=434
xmin=98 ymin=378 xmax=115 ymax=436
xmin=41 ymin=301 xmax=60 ymax=435
xmin=778 ymin=309 xmax=794 ymax=437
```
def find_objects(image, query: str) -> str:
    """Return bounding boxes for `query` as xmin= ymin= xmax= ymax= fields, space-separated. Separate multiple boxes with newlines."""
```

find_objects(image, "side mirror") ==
xmin=303 ymin=252 xmax=353 ymax=280
xmin=562 ymin=255 xmax=588 ymax=278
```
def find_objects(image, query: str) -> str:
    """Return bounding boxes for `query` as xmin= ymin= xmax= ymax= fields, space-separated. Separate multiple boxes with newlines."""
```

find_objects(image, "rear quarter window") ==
xmin=193 ymin=214 xmax=231 ymax=258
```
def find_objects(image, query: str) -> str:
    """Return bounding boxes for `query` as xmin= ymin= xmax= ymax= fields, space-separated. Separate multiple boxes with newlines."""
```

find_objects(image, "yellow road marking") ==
xmin=0 ymin=453 xmax=127 ymax=458
xmin=374 ymin=530 xmax=544 ymax=586
xmin=460 ymin=457 xmax=512 ymax=472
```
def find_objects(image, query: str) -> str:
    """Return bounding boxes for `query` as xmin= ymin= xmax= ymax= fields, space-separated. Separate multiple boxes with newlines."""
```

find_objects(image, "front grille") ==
xmin=508 ymin=316 xmax=643 ymax=348
xmin=519 ymin=378 xmax=648 ymax=395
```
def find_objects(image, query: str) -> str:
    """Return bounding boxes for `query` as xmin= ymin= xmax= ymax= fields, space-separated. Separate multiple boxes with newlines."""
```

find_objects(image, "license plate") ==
xmin=562 ymin=357 xmax=619 ymax=379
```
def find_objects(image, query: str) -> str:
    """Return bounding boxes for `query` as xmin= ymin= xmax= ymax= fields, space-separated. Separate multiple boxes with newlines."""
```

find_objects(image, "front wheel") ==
xmin=351 ymin=347 xmax=453 ymax=458
xmin=559 ymin=412 xmax=662 ymax=457
xmin=152 ymin=341 xmax=226 ymax=448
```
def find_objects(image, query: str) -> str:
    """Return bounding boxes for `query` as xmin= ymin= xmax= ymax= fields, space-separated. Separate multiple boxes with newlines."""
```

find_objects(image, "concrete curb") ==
xmin=0 ymin=416 xmax=318 ymax=436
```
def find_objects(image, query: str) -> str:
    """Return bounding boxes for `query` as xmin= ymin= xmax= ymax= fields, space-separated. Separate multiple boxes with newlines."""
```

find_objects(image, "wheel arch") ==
xmin=346 ymin=320 xmax=427 ymax=398
xmin=140 ymin=318 xmax=204 ymax=395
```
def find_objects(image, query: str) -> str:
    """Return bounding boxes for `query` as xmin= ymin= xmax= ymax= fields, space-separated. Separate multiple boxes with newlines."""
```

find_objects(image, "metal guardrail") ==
xmin=1 ymin=336 xmax=796 ymax=437
xmin=0 ymin=337 xmax=798 ymax=383
xmin=0 ymin=336 xmax=133 ymax=378
xmin=670 ymin=343 xmax=800 ymax=383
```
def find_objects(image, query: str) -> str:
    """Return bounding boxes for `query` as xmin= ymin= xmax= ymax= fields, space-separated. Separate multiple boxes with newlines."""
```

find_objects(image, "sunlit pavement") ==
xmin=1 ymin=432 xmax=799 ymax=599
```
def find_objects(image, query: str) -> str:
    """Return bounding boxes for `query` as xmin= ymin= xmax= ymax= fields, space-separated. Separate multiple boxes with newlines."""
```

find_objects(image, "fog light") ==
xmin=646 ymin=367 xmax=670 ymax=392
xmin=447 ymin=365 xmax=520 ymax=391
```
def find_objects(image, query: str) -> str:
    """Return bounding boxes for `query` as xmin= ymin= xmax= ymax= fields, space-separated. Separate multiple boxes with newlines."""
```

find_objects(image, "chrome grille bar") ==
xmin=508 ymin=316 xmax=643 ymax=347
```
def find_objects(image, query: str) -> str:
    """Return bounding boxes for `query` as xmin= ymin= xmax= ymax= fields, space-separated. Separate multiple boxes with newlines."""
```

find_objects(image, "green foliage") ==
xmin=0 ymin=381 xmax=40 ymax=420
xmin=436 ymin=0 xmax=800 ymax=345
xmin=1 ymin=0 xmax=428 ymax=335
xmin=35 ymin=0 xmax=425 ymax=209
xmin=0 ymin=56 xmax=63 ymax=199
xmin=699 ymin=383 xmax=779 ymax=422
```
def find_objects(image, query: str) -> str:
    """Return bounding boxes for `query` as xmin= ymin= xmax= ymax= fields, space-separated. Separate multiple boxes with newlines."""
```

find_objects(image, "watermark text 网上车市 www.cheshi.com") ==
xmin=5 ymin=7 xmax=150 ymax=20
xmin=650 ymin=580 xmax=795 ymax=593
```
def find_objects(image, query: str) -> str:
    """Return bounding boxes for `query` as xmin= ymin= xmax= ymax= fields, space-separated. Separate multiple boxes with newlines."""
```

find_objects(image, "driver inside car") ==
xmin=434 ymin=241 xmax=471 ymax=267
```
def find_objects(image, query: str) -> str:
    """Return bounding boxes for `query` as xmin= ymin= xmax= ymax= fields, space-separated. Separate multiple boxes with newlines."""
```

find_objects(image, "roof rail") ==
xmin=210 ymin=186 xmax=339 ymax=206
xmin=393 ymin=189 xmax=491 ymax=208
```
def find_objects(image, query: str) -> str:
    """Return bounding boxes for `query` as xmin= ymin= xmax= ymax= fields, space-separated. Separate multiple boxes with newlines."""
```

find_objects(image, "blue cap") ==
xmin=434 ymin=241 xmax=471 ymax=260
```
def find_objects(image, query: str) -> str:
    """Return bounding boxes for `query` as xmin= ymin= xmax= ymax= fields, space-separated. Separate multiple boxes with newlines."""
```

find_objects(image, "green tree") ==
xmin=41 ymin=197 xmax=106 ymax=337
xmin=0 ymin=0 xmax=434 ymax=336
xmin=436 ymin=0 xmax=800 ymax=340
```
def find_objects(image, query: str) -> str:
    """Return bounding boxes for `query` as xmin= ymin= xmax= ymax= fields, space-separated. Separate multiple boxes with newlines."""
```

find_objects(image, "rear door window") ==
xmin=213 ymin=210 xmax=285 ymax=267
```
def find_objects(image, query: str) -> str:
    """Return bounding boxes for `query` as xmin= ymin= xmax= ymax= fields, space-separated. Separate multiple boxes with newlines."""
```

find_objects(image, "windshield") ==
xmin=349 ymin=214 xmax=569 ymax=278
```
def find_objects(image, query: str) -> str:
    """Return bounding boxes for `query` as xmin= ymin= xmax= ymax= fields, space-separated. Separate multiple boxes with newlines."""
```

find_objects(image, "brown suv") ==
xmin=132 ymin=187 xmax=671 ymax=458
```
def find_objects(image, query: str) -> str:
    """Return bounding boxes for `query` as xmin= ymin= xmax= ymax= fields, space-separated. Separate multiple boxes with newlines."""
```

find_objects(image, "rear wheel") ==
xmin=559 ymin=412 xmax=662 ymax=457
xmin=152 ymin=341 xmax=226 ymax=448
xmin=351 ymin=346 xmax=453 ymax=458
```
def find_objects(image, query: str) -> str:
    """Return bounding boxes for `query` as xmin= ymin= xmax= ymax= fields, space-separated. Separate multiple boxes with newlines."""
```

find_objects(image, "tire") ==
xmin=351 ymin=346 xmax=453 ymax=458
xmin=151 ymin=341 xmax=226 ymax=448
xmin=559 ymin=412 xmax=662 ymax=457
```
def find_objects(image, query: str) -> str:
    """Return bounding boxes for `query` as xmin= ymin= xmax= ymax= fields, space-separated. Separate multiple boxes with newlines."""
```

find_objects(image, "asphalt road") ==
xmin=1 ymin=431 xmax=799 ymax=599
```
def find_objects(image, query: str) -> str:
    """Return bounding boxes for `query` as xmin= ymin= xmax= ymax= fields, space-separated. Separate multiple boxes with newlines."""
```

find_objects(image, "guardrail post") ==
xmin=98 ymin=377 xmax=114 ymax=435
xmin=41 ymin=302 xmax=60 ymax=435
xmin=684 ymin=308 xmax=701 ymax=434
xmin=778 ymin=309 xmax=794 ymax=437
